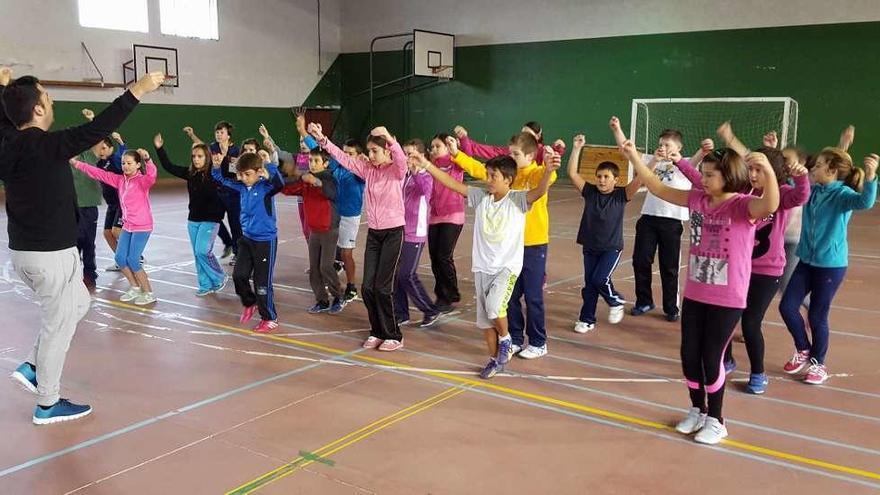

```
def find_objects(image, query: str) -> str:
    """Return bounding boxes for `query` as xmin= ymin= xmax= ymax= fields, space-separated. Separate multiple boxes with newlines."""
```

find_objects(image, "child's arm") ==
xmin=369 ymin=126 xmax=407 ymax=179
xmin=69 ymin=158 xmax=122 ymax=187
xmin=312 ymin=173 xmax=337 ymax=201
xmin=567 ymin=134 xmax=587 ymax=193
xmin=674 ymin=138 xmax=712 ymax=187
xmin=609 ymin=116 xmax=627 ymax=147
xmin=137 ymin=149 xmax=158 ymax=188
xmin=838 ymin=154 xmax=878 ymax=211
xmin=211 ymin=154 xmax=244 ymax=192
xmin=183 ymin=126 xmax=204 ymax=145
xmin=416 ymin=153 xmax=468 ymax=197
xmin=619 ymin=140 xmax=689 ymax=207
xmin=779 ymin=163 xmax=811 ymax=210
xmin=839 ymin=125 xmax=855 ymax=152
xmin=153 ymin=134 xmax=189 ymax=179
xmin=717 ymin=121 xmax=749 ymax=157
xmin=446 ymin=136 xmax=488 ymax=180
xmin=413 ymin=168 xmax=434 ymax=201
xmin=453 ymin=125 xmax=507 ymax=160
xmin=745 ymin=152 xmax=780 ymax=220
xmin=763 ymin=130 xmax=779 ymax=149
xmin=527 ymin=147 xmax=560 ymax=204
xmin=308 ymin=123 xmax=368 ymax=179
xmin=624 ymin=168 xmax=644 ymax=201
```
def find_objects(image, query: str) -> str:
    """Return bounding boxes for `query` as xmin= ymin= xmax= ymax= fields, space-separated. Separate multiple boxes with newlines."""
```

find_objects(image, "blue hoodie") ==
xmin=212 ymin=164 xmax=284 ymax=241
xmin=797 ymin=178 xmax=877 ymax=267
xmin=304 ymin=135 xmax=365 ymax=217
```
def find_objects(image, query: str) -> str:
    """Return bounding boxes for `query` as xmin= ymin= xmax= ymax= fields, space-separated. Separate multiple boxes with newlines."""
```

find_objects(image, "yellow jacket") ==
xmin=453 ymin=151 xmax=556 ymax=246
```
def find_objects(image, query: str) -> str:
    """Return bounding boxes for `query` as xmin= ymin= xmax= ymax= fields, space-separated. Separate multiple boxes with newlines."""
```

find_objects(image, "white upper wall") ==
xmin=340 ymin=0 xmax=880 ymax=52
xmin=0 ymin=0 xmax=341 ymax=106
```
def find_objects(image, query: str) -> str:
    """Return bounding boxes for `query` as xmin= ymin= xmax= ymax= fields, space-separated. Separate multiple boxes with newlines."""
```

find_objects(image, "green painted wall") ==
xmin=307 ymin=21 xmax=880 ymax=162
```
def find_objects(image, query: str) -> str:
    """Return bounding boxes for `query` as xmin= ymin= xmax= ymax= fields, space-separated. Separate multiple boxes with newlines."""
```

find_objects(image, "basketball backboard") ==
xmin=413 ymin=30 xmax=454 ymax=79
xmin=123 ymin=44 xmax=179 ymax=87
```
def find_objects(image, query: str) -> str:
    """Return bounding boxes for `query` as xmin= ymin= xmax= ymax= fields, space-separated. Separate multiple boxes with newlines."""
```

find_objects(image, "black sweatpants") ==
xmin=233 ymin=236 xmax=277 ymax=321
xmin=632 ymin=215 xmax=683 ymax=315
xmin=427 ymin=223 xmax=463 ymax=306
xmin=681 ymin=298 xmax=743 ymax=421
xmin=219 ymin=191 xmax=243 ymax=255
xmin=362 ymin=227 xmax=404 ymax=341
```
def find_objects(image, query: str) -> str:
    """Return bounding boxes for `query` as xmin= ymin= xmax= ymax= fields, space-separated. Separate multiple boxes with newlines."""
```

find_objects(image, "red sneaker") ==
xmin=378 ymin=339 xmax=403 ymax=352
xmin=253 ymin=319 xmax=278 ymax=333
xmin=804 ymin=359 xmax=828 ymax=385
xmin=240 ymin=305 xmax=258 ymax=324
xmin=362 ymin=336 xmax=383 ymax=349
xmin=783 ymin=350 xmax=810 ymax=374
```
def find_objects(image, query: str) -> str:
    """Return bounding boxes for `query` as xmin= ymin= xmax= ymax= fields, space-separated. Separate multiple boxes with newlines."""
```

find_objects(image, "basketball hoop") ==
xmin=430 ymin=65 xmax=453 ymax=82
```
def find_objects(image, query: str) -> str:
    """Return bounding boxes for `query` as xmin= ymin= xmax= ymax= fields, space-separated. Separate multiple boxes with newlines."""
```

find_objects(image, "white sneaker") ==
xmin=518 ymin=344 xmax=547 ymax=359
xmin=574 ymin=321 xmax=595 ymax=334
xmin=608 ymin=305 xmax=625 ymax=324
xmin=120 ymin=287 xmax=142 ymax=302
xmin=134 ymin=292 xmax=157 ymax=305
xmin=694 ymin=416 xmax=728 ymax=445
xmin=510 ymin=344 xmax=522 ymax=355
xmin=675 ymin=407 xmax=706 ymax=434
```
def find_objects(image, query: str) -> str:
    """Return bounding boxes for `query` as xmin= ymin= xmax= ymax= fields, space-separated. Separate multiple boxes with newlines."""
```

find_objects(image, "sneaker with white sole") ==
xmin=675 ymin=407 xmax=707 ymax=434
xmin=803 ymin=358 xmax=828 ymax=385
xmin=479 ymin=358 xmax=503 ymax=379
xmin=694 ymin=416 xmax=728 ymax=445
xmin=134 ymin=292 xmax=157 ymax=305
xmin=783 ymin=349 xmax=811 ymax=374
xmin=362 ymin=336 xmax=383 ymax=349
xmin=518 ymin=344 xmax=547 ymax=359
xmin=510 ymin=343 xmax=522 ymax=356
xmin=11 ymin=362 xmax=37 ymax=394
xmin=211 ymin=274 xmax=230 ymax=293
xmin=221 ymin=245 xmax=234 ymax=259
xmin=574 ymin=321 xmax=595 ymax=334
xmin=33 ymin=399 xmax=92 ymax=425
xmin=378 ymin=339 xmax=403 ymax=351
xmin=253 ymin=319 xmax=279 ymax=333
xmin=119 ymin=287 xmax=141 ymax=302
xmin=608 ymin=305 xmax=625 ymax=324
xmin=195 ymin=288 xmax=212 ymax=297
xmin=497 ymin=338 xmax=513 ymax=365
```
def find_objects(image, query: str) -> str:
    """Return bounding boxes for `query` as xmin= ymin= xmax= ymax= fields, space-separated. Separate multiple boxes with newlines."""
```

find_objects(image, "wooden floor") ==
xmin=0 ymin=184 xmax=878 ymax=494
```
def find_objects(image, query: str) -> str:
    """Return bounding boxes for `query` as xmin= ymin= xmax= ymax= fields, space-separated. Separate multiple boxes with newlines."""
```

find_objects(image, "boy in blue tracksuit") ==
xmin=212 ymin=150 xmax=284 ymax=333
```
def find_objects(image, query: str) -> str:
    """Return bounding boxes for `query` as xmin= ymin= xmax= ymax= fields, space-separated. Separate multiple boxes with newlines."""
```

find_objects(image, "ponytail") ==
xmin=844 ymin=167 xmax=866 ymax=193
xmin=819 ymin=147 xmax=863 ymax=192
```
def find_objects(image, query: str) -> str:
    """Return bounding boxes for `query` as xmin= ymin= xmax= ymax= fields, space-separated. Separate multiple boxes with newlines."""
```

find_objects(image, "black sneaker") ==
xmin=630 ymin=304 xmax=655 ymax=316
xmin=343 ymin=287 xmax=358 ymax=305
xmin=665 ymin=312 xmax=680 ymax=322
xmin=436 ymin=303 xmax=454 ymax=314
xmin=333 ymin=260 xmax=344 ymax=274
xmin=419 ymin=313 xmax=440 ymax=328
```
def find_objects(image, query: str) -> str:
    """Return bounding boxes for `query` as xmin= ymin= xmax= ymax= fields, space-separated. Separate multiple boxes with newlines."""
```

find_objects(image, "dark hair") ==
xmin=702 ymin=148 xmax=749 ymax=193
xmin=97 ymin=136 xmax=115 ymax=149
xmin=658 ymin=129 xmax=683 ymax=146
xmin=366 ymin=134 xmax=389 ymax=148
xmin=805 ymin=154 xmax=818 ymax=170
xmin=214 ymin=121 xmax=233 ymax=135
xmin=783 ymin=145 xmax=808 ymax=166
xmin=596 ymin=161 xmax=621 ymax=178
xmin=190 ymin=143 xmax=212 ymax=177
xmin=485 ymin=155 xmax=518 ymax=184
xmin=241 ymin=138 xmax=260 ymax=151
xmin=1 ymin=75 xmax=42 ymax=127
xmin=523 ymin=121 xmax=542 ymax=139
xmin=122 ymin=150 xmax=147 ymax=174
xmin=236 ymin=152 xmax=263 ymax=172
xmin=404 ymin=138 xmax=426 ymax=155
xmin=509 ymin=132 xmax=538 ymax=157
xmin=432 ymin=133 xmax=451 ymax=144
xmin=755 ymin=146 xmax=788 ymax=183
xmin=343 ymin=138 xmax=364 ymax=154
xmin=308 ymin=147 xmax=331 ymax=163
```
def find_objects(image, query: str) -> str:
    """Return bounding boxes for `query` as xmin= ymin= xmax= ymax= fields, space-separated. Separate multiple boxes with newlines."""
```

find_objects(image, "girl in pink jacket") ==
xmin=72 ymin=148 xmax=157 ymax=305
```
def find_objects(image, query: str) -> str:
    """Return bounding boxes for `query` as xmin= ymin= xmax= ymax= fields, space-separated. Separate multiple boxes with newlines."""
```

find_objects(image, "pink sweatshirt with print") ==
xmin=74 ymin=159 xmax=157 ymax=232
xmin=751 ymin=173 xmax=810 ymax=276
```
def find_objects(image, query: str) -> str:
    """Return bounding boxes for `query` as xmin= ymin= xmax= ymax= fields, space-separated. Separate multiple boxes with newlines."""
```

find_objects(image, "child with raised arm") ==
xmin=568 ymin=124 xmax=643 ymax=334
xmin=448 ymin=132 xmax=556 ymax=359
xmin=415 ymin=148 xmax=559 ymax=378
xmin=72 ymin=149 xmax=159 ymax=305
xmin=619 ymin=119 xmax=780 ymax=445
xmin=454 ymin=121 xmax=566 ymax=166
xmin=308 ymin=123 xmax=408 ymax=351
xmin=154 ymin=134 xmax=228 ymax=296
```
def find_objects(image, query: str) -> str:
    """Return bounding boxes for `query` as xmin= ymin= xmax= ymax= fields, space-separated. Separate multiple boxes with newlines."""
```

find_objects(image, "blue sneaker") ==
xmin=630 ymin=304 xmax=655 ymax=316
xmin=308 ymin=301 xmax=330 ymax=314
xmin=479 ymin=358 xmax=503 ymax=379
xmin=33 ymin=399 xmax=92 ymax=425
xmin=497 ymin=338 xmax=513 ymax=365
xmin=746 ymin=373 xmax=769 ymax=394
xmin=724 ymin=357 xmax=737 ymax=375
xmin=11 ymin=362 xmax=37 ymax=394
xmin=328 ymin=297 xmax=344 ymax=315
xmin=195 ymin=288 xmax=212 ymax=297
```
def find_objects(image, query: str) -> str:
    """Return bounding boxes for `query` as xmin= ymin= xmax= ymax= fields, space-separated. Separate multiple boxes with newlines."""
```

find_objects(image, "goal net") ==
xmin=629 ymin=97 xmax=799 ymax=158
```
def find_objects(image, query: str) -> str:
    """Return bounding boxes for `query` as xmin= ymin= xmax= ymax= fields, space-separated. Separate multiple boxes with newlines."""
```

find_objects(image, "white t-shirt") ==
xmin=467 ymin=186 xmax=530 ymax=275
xmin=640 ymin=153 xmax=693 ymax=221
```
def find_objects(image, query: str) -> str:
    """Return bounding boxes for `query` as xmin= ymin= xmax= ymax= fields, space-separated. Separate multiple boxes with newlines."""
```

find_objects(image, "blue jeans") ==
xmin=508 ymin=244 xmax=547 ymax=348
xmin=187 ymin=221 xmax=226 ymax=291
xmin=115 ymin=230 xmax=150 ymax=272
xmin=779 ymin=261 xmax=846 ymax=364
xmin=579 ymin=249 xmax=625 ymax=324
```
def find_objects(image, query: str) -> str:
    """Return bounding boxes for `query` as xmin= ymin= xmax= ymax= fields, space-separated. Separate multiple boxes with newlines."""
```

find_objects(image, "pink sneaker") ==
xmin=240 ymin=304 xmax=258 ymax=324
xmin=362 ymin=336 xmax=383 ymax=349
xmin=378 ymin=339 xmax=403 ymax=352
xmin=253 ymin=320 xmax=278 ymax=333
xmin=783 ymin=350 xmax=810 ymax=374
xmin=804 ymin=359 xmax=828 ymax=385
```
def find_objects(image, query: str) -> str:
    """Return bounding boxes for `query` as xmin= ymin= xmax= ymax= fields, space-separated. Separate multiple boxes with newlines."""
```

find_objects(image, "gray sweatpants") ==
xmin=11 ymin=247 xmax=91 ymax=406
xmin=308 ymin=229 xmax=342 ymax=303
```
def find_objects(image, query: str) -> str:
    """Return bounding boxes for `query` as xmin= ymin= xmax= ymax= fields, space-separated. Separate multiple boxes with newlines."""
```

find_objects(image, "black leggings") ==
xmin=739 ymin=273 xmax=779 ymax=374
xmin=681 ymin=298 xmax=743 ymax=421
xmin=427 ymin=223 xmax=463 ymax=306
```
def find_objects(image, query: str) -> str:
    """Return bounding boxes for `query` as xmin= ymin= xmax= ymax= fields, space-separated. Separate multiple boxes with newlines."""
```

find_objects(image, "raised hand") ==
xmin=262 ymin=138 xmax=275 ymax=153
xmin=553 ymin=138 xmax=566 ymax=150
xmin=153 ymin=133 xmax=164 ymax=148
xmin=0 ymin=66 xmax=12 ymax=86
xmin=111 ymin=132 xmax=123 ymax=144
xmin=136 ymin=148 xmax=151 ymax=162
xmin=701 ymin=139 xmax=715 ymax=153
xmin=81 ymin=108 xmax=95 ymax=121
xmin=257 ymin=149 xmax=270 ymax=164
xmin=129 ymin=71 xmax=166 ymax=100
xmin=211 ymin=153 xmax=223 ymax=168
xmin=183 ymin=126 xmax=194 ymax=135
xmin=667 ymin=150 xmax=683 ymax=163
xmin=258 ymin=124 xmax=270 ymax=139
xmin=307 ymin=122 xmax=325 ymax=141
xmin=746 ymin=151 xmax=771 ymax=171
xmin=572 ymin=134 xmax=586 ymax=148
xmin=619 ymin=140 xmax=638 ymax=159
xmin=543 ymin=147 xmax=561 ymax=172
xmin=453 ymin=125 xmax=468 ymax=139
xmin=609 ymin=116 xmax=621 ymax=131
xmin=654 ymin=147 xmax=668 ymax=161
xmin=864 ymin=153 xmax=878 ymax=180
xmin=763 ymin=130 xmax=779 ymax=149
xmin=840 ymin=125 xmax=856 ymax=151
xmin=717 ymin=121 xmax=734 ymax=143
xmin=789 ymin=161 xmax=808 ymax=177
xmin=294 ymin=109 xmax=307 ymax=136
xmin=371 ymin=126 xmax=394 ymax=143
xmin=445 ymin=136 xmax=459 ymax=156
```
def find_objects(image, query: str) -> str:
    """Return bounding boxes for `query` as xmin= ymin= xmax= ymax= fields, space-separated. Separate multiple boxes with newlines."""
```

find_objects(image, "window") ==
xmin=159 ymin=0 xmax=219 ymax=40
xmin=78 ymin=0 xmax=149 ymax=33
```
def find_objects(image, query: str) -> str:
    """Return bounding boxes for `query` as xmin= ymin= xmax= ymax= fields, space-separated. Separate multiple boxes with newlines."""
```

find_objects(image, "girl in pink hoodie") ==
xmin=72 ymin=148 xmax=157 ymax=305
